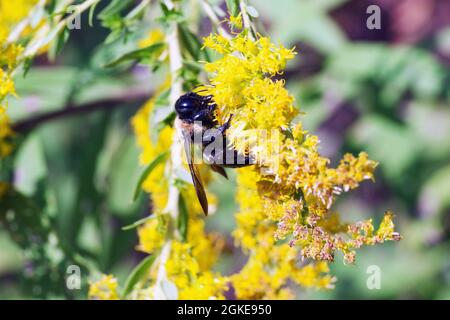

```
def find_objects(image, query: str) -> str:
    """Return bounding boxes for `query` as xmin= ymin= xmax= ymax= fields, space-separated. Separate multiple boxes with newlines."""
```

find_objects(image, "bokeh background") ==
xmin=1 ymin=0 xmax=450 ymax=299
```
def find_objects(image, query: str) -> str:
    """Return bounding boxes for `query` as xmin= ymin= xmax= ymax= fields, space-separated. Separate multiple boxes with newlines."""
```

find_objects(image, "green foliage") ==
xmin=121 ymin=254 xmax=156 ymax=298
xmin=133 ymin=152 xmax=169 ymax=201
xmin=104 ymin=43 xmax=165 ymax=68
xmin=178 ymin=193 xmax=189 ymax=242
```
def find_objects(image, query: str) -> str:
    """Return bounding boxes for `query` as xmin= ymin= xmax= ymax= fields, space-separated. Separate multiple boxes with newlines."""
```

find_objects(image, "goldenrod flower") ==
xmin=228 ymin=14 xmax=243 ymax=30
xmin=137 ymin=218 xmax=166 ymax=254
xmin=0 ymin=0 xmax=38 ymax=30
xmin=0 ymin=109 xmax=14 ymax=157
xmin=165 ymin=240 xmax=228 ymax=299
xmin=139 ymin=29 xmax=166 ymax=48
xmin=0 ymin=0 xmax=37 ymax=159
xmin=198 ymin=31 xmax=400 ymax=295
xmin=88 ymin=275 xmax=120 ymax=300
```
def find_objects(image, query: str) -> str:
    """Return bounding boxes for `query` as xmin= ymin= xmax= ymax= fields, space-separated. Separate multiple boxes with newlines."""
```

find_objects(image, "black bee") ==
xmin=175 ymin=91 xmax=253 ymax=216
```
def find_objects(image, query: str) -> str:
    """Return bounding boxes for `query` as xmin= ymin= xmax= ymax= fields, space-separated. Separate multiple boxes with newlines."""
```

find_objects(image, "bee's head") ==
xmin=175 ymin=92 xmax=211 ymax=122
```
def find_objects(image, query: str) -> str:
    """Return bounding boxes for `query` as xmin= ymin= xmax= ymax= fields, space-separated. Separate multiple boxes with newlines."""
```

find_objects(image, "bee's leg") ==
xmin=200 ymin=95 xmax=214 ymax=102
xmin=193 ymin=109 xmax=215 ymax=125
xmin=207 ymin=102 xmax=216 ymax=110
xmin=217 ymin=114 xmax=233 ymax=135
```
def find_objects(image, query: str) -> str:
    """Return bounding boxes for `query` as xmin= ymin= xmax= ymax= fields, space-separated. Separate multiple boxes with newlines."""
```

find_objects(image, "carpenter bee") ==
xmin=175 ymin=91 xmax=253 ymax=216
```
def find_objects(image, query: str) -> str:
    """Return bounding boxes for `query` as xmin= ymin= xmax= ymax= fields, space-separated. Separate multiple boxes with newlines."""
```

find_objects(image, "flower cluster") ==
xmin=0 ymin=0 xmax=34 ymax=158
xmin=197 ymin=32 xmax=400 ymax=297
xmin=88 ymin=275 xmax=120 ymax=300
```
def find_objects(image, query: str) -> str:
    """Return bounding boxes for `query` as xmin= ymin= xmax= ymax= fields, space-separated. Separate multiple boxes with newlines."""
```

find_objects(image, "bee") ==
xmin=175 ymin=91 xmax=253 ymax=215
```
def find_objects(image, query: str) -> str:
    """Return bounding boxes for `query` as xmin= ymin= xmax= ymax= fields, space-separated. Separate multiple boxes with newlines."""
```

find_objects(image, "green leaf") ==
xmin=125 ymin=0 xmax=150 ymax=20
xmin=45 ymin=0 xmax=57 ymax=15
xmin=98 ymin=0 xmax=134 ymax=20
xmin=133 ymin=152 xmax=169 ymax=201
xmin=48 ymin=27 xmax=70 ymax=61
xmin=183 ymin=59 xmax=203 ymax=72
xmin=88 ymin=1 xmax=99 ymax=27
xmin=22 ymin=57 xmax=34 ymax=77
xmin=160 ymin=2 xmax=170 ymax=16
xmin=178 ymin=193 xmax=189 ymax=242
xmin=158 ymin=2 xmax=184 ymax=23
xmin=122 ymin=215 xmax=155 ymax=231
xmin=103 ymin=42 xmax=165 ymax=68
xmin=178 ymin=24 xmax=202 ymax=60
xmin=121 ymin=255 xmax=156 ymax=298
xmin=226 ymin=0 xmax=240 ymax=16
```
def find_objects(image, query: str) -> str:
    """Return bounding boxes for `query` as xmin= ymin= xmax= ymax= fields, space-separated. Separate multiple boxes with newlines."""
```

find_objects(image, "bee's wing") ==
xmin=205 ymin=135 xmax=254 ymax=169
xmin=210 ymin=164 xmax=228 ymax=179
xmin=182 ymin=130 xmax=209 ymax=216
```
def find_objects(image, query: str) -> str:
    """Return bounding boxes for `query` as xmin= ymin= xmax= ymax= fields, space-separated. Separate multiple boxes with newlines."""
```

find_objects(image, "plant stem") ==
xmin=239 ymin=0 xmax=256 ymax=40
xmin=12 ymin=89 xmax=150 ymax=133
xmin=153 ymin=0 xmax=184 ymax=300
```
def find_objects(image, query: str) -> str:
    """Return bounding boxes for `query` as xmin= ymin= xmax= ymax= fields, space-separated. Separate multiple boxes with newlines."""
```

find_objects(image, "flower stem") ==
xmin=239 ymin=0 xmax=256 ymax=40
xmin=153 ymin=0 xmax=185 ymax=299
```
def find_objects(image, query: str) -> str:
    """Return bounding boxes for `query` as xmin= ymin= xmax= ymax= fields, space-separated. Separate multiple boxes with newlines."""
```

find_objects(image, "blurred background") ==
xmin=1 ymin=0 xmax=450 ymax=299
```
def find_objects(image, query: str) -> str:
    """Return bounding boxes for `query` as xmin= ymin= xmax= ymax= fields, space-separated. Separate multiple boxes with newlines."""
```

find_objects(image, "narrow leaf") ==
xmin=121 ymin=255 xmax=156 ymax=298
xmin=178 ymin=24 xmax=202 ymax=60
xmin=132 ymin=152 xmax=168 ymax=201
xmin=88 ymin=1 xmax=99 ymax=27
xmin=122 ymin=215 xmax=155 ymax=231
xmin=104 ymin=42 xmax=165 ymax=68
xmin=99 ymin=0 xmax=133 ymax=20
xmin=225 ymin=0 xmax=240 ymax=16
xmin=178 ymin=193 xmax=189 ymax=242
xmin=48 ymin=27 xmax=70 ymax=61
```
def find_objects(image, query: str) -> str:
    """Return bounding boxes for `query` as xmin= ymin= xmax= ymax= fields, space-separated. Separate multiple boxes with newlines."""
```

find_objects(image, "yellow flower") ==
xmin=228 ymin=14 xmax=243 ymax=30
xmin=139 ymin=29 xmax=165 ymax=48
xmin=201 ymin=31 xmax=399 ymax=295
xmin=137 ymin=217 xmax=166 ymax=253
xmin=0 ymin=0 xmax=37 ymax=159
xmin=376 ymin=211 xmax=401 ymax=241
xmin=88 ymin=275 xmax=120 ymax=300
xmin=291 ymin=262 xmax=336 ymax=289
xmin=131 ymin=84 xmax=173 ymax=212
xmin=0 ymin=0 xmax=38 ymax=30
xmin=0 ymin=107 xmax=14 ymax=158
xmin=165 ymin=240 xmax=228 ymax=299
xmin=0 ymin=181 xmax=9 ymax=197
